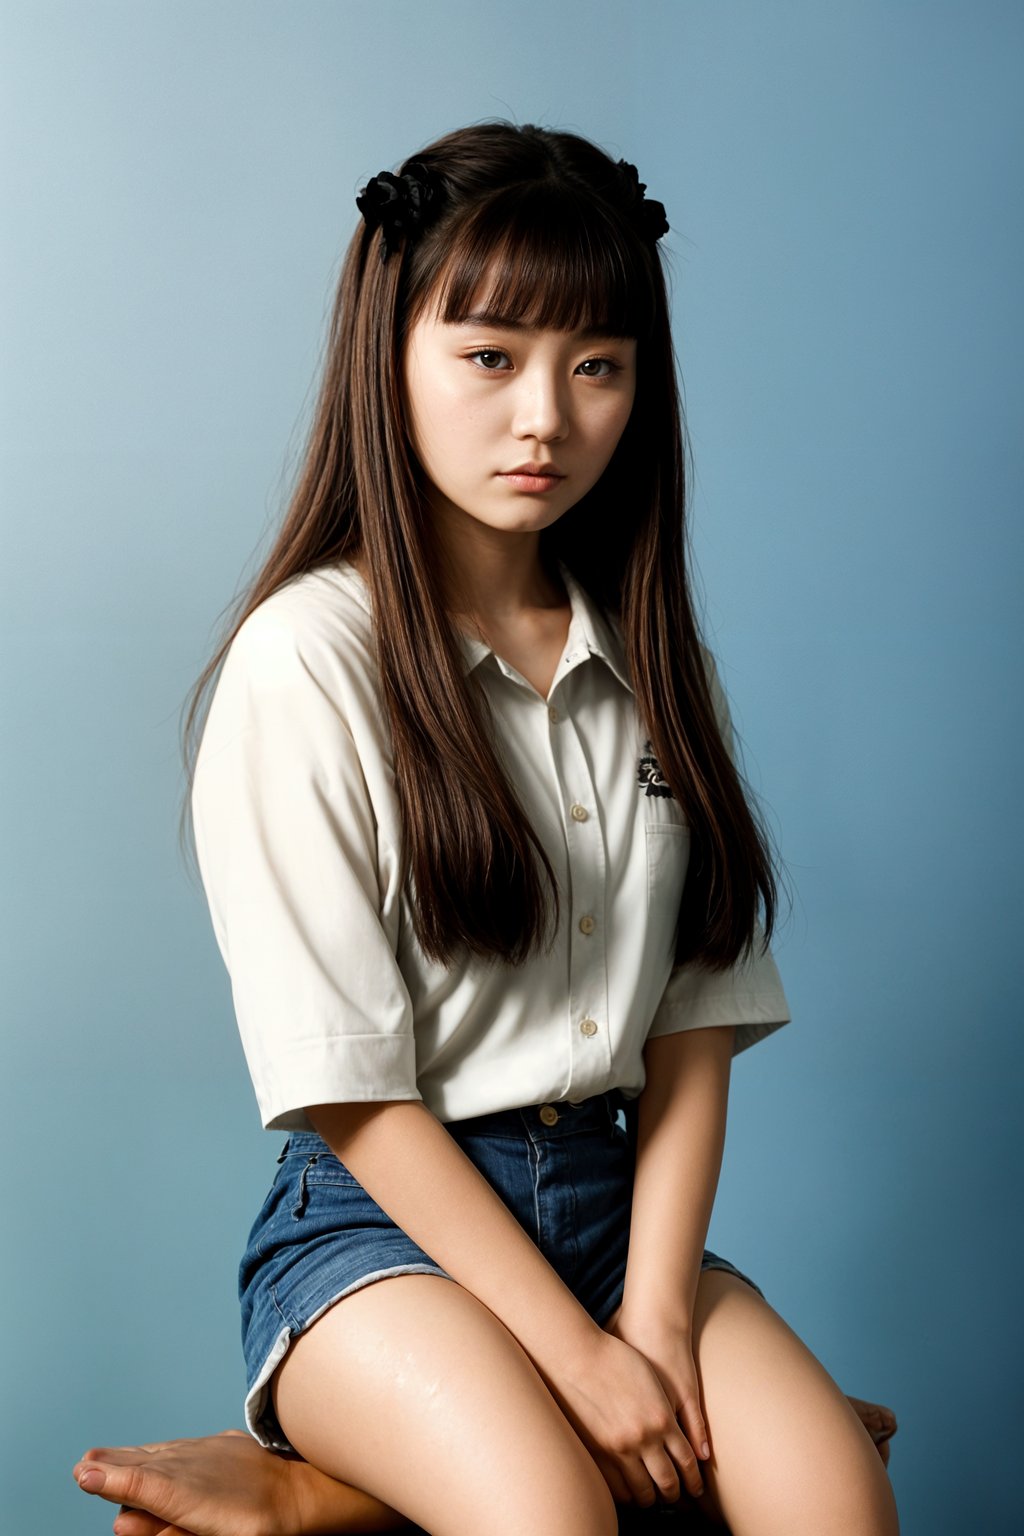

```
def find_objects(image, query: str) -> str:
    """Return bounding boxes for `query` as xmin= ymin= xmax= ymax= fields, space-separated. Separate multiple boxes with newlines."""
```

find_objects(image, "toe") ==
xmin=113 ymin=1512 xmax=182 ymax=1536
xmin=76 ymin=1463 xmax=107 ymax=1492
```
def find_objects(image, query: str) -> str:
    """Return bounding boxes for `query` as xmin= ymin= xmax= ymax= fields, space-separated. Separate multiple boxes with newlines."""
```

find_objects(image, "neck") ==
xmin=431 ymin=519 xmax=565 ymax=625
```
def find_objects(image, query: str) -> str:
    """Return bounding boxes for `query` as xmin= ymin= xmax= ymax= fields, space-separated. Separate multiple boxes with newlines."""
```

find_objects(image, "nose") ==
xmin=510 ymin=365 xmax=569 ymax=445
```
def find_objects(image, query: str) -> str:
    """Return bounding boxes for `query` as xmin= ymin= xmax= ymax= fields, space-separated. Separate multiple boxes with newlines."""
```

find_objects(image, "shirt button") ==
xmin=578 ymin=914 xmax=596 ymax=934
xmin=539 ymin=1104 xmax=559 ymax=1125
xmin=548 ymin=705 xmax=559 ymax=723
xmin=570 ymin=803 xmax=589 ymax=821
xmin=579 ymin=1018 xmax=599 ymax=1037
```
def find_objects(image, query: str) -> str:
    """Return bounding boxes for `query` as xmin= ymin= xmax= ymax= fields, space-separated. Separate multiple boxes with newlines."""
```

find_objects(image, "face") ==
xmin=401 ymin=299 xmax=637 ymax=540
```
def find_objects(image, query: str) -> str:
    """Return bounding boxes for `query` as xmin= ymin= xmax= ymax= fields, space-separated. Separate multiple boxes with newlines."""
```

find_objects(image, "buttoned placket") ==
xmin=489 ymin=639 xmax=614 ymax=1109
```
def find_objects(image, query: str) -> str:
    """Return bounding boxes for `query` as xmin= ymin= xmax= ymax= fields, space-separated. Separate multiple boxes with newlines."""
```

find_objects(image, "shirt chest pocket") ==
xmin=644 ymin=822 xmax=691 ymax=958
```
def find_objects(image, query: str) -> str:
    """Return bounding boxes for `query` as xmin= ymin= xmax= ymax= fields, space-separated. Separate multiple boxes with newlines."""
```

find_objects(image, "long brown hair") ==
xmin=179 ymin=120 xmax=780 ymax=972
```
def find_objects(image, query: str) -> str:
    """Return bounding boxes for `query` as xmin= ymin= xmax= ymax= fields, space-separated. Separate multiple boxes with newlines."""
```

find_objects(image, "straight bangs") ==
xmin=417 ymin=184 xmax=658 ymax=341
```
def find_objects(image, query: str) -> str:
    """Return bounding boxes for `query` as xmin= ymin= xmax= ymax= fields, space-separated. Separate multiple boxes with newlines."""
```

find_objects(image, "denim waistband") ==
xmin=445 ymin=1086 xmax=631 ymax=1140
xmin=276 ymin=1087 xmax=631 ymax=1160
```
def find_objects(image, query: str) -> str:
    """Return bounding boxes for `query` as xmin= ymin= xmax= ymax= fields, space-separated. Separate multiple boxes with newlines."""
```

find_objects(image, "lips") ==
xmin=498 ymin=463 xmax=566 ymax=493
xmin=504 ymin=461 xmax=565 ymax=476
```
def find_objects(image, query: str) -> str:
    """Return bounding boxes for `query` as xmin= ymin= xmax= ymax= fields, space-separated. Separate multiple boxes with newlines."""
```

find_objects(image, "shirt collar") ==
xmin=457 ymin=558 xmax=633 ymax=695
xmin=333 ymin=555 xmax=632 ymax=696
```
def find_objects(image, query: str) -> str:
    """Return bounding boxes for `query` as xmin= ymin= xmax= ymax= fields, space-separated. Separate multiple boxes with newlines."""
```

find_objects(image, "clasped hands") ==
xmin=598 ymin=1296 xmax=710 ymax=1508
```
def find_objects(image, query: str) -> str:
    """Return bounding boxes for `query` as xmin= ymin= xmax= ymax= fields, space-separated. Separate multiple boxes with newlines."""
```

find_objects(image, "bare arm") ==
xmin=596 ymin=1025 xmax=735 ymax=1469
xmin=619 ymin=1023 xmax=735 ymax=1326
xmin=305 ymin=1096 xmax=714 ymax=1503
xmin=306 ymin=1099 xmax=605 ymax=1384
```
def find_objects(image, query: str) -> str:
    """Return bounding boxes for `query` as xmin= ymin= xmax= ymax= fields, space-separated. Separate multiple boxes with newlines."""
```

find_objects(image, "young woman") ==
xmin=73 ymin=123 xmax=899 ymax=1536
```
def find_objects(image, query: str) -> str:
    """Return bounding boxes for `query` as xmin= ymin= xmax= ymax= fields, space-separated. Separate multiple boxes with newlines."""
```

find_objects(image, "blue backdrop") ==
xmin=3 ymin=3 xmax=1021 ymax=1532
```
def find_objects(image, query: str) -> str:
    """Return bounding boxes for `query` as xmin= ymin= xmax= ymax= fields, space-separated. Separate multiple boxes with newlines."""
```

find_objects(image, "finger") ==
xmin=664 ymin=1424 xmax=705 ymax=1500
xmin=642 ymin=1445 xmax=682 ymax=1505
xmin=677 ymin=1392 xmax=711 ymax=1461
xmin=619 ymin=1451 xmax=659 ymax=1509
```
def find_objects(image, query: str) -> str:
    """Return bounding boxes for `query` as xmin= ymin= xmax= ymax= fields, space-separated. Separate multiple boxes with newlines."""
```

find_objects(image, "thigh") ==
xmin=682 ymin=1269 xmax=900 ymax=1536
xmin=270 ymin=1272 xmax=618 ymax=1536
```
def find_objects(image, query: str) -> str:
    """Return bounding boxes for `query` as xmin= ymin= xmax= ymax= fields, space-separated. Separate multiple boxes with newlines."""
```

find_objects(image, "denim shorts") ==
xmin=238 ymin=1088 xmax=766 ymax=1450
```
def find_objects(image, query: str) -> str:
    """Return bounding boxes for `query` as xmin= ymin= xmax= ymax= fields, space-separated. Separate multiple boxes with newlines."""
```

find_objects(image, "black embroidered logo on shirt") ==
xmin=638 ymin=739 xmax=675 ymax=799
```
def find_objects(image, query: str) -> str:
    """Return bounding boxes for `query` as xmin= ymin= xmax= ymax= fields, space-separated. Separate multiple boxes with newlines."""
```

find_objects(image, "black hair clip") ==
xmin=616 ymin=160 xmax=670 ymax=244
xmin=356 ymin=159 xmax=444 ymax=262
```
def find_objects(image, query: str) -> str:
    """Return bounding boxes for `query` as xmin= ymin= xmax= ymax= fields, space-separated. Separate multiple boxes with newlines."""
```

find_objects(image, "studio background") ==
xmin=2 ymin=3 xmax=1021 ymax=1532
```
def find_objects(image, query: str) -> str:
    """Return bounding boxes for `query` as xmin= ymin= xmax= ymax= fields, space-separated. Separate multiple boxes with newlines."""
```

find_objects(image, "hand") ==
xmin=602 ymin=1299 xmax=710 ymax=1487
xmin=544 ymin=1328 xmax=707 ymax=1508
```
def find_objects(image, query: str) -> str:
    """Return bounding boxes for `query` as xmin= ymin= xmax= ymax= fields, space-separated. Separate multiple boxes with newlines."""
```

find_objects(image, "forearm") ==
xmin=620 ymin=1024 xmax=735 ymax=1325
xmin=306 ymin=1098 xmax=604 ymax=1387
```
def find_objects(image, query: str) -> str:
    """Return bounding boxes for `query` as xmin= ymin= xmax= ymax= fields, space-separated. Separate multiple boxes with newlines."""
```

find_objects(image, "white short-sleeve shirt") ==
xmin=192 ymin=558 xmax=790 ymax=1131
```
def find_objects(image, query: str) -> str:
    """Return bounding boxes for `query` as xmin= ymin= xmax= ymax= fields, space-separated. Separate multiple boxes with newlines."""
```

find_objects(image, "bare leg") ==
xmin=267 ymin=1272 xmax=617 ymax=1536
xmin=75 ymin=1271 xmax=620 ymax=1536
xmin=73 ymin=1373 xmax=897 ymax=1534
xmin=844 ymin=1395 xmax=897 ymax=1469
xmin=668 ymin=1269 xmax=900 ymax=1535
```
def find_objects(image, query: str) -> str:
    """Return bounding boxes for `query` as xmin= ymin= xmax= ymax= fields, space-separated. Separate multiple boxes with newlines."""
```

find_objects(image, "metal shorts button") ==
xmin=539 ymin=1104 xmax=559 ymax=1125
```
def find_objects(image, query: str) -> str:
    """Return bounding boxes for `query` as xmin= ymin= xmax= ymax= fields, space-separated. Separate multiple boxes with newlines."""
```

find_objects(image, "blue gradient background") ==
xmin=3 ymin=3 xmax=1021 ymax=1532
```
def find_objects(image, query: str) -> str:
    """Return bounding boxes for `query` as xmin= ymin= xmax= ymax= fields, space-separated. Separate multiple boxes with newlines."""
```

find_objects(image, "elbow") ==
xmin=305 ymin=1097 xmax=427 ymax=1153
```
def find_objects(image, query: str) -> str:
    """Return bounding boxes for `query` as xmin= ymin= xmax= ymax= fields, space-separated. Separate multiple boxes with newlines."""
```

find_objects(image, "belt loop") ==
xmin=291 ymin=1153 xmax=319 ymax=1219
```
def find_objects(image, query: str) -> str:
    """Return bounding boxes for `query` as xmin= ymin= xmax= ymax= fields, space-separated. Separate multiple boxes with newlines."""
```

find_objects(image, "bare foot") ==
xmin=845 ymin=1395 xmax=898 ymax=1468
xmin=73 ymin=1403 xmax=897 ymax=1536
xmin=72 ymin=1428 xmax=411 ymax=1536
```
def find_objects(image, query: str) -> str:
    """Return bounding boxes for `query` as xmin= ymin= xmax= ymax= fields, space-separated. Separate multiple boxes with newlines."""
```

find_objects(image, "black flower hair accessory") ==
xmin=356 ymin=160 xmax=444 ymax=262
xmin=616 ymin=160 xmax=670 ymax=244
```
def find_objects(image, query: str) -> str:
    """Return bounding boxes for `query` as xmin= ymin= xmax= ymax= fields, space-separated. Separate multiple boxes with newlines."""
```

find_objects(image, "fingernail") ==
xmin=77 ymin=1467 xmax=103 ymax=1492
xmin=701 ymin=1439 xmax=710 ymax=1458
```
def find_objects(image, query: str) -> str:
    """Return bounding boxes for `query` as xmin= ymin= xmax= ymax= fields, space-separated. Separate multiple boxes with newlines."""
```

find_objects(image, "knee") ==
xmin=521 ymin=1447 xmax=617 ymax=1536
xmin=841 ymin=1456 xmax=900 ymax=1536
xmin=556 ymin=1478 xmax=619 ymax=1536
xmin=786 ymin=1435 xmax=900 ymax=1536
xmin=708 ymin=1405 xmax=899 ymax=1536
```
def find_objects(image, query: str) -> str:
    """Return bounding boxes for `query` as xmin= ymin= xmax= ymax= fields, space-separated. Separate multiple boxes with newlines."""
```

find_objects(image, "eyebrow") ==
xmin=452 ymin=311 xmax=634 ymax=343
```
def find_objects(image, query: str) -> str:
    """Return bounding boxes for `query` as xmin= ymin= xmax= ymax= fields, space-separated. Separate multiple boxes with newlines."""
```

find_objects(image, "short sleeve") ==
xmin=191 ymin=598 xmax=421 ymax=1131
xmin=645 ymin=651 xmax=791 ymax=1056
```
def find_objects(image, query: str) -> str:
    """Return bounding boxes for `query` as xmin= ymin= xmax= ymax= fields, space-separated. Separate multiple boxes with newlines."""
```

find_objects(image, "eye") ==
xmin=467 ymin=348 xmax=512 ymax=371
xmin=576 ymin=356 xmax=620 ymax=378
